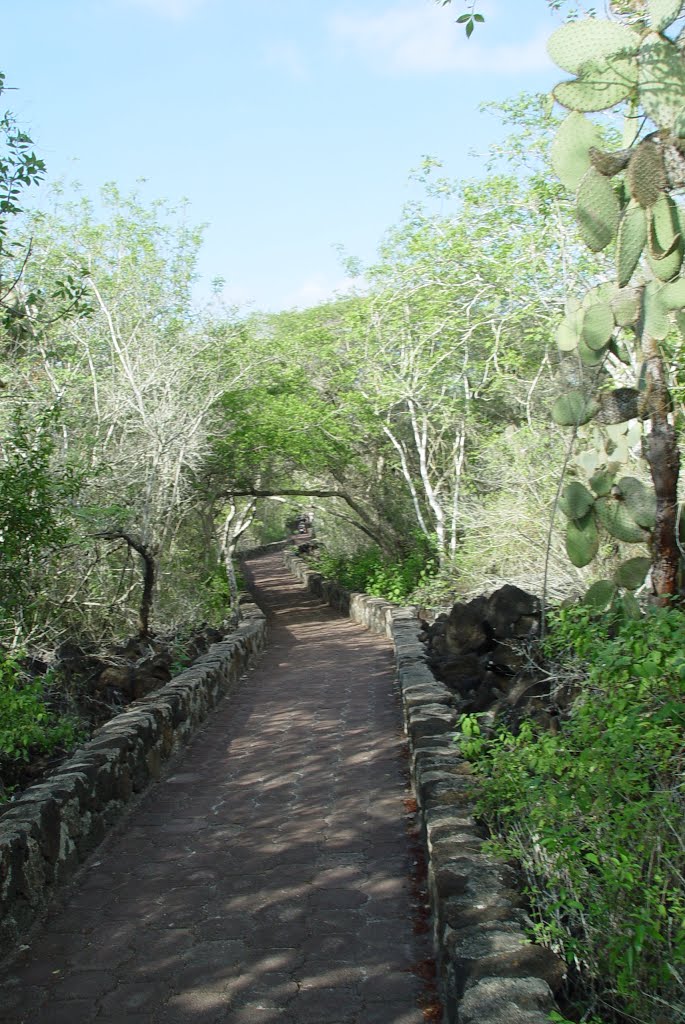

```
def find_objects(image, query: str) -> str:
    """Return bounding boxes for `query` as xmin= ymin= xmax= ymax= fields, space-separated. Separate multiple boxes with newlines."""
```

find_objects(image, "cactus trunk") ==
xmin=641 ymin=330 xmax=681 ymax=601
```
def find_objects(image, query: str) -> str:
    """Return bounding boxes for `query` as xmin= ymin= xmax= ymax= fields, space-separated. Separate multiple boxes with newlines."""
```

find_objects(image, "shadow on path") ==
xmin=0 ymin=553 xmax=435 ymax=1023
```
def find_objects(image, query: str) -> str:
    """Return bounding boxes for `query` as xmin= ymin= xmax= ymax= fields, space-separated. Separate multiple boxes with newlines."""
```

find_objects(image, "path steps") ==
xmin=0 ymin=553 xmax=436 ymax=1023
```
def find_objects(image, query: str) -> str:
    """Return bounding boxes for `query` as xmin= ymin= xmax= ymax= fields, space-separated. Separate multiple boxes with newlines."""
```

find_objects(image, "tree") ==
xmin=6 ymin=185 xmax=260 ymax=638
xmin=545 ymin=3 xmax=685 ymax=603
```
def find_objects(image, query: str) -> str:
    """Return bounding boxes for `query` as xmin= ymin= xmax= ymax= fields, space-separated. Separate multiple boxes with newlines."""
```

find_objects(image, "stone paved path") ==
xmin=0 ymin=553 xmax=434 ymax=1023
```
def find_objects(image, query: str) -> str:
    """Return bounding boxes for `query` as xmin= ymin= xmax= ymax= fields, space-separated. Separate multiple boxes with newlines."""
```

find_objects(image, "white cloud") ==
xmin=262 ymin=41 xmax=308 ymax=81
xmin=120 ymin=0 xmax=209 ymax=20
xmin=329 ymin=3 xmax=552 ymax=76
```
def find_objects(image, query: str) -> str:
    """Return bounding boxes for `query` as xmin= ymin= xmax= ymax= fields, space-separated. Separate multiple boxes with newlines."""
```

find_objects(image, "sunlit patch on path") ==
xmin=0 ymin=552 xmax=437 ymax=1023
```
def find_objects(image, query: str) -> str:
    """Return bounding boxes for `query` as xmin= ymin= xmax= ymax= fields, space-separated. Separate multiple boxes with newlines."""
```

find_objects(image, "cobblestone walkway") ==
xmin=0 ymin=552 xmax=433 ymax=1023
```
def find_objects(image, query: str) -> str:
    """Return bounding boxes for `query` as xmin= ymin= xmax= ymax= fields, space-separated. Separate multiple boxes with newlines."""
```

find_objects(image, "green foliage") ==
xmin=0 ymin=406 xmax=80 ymax=627
xmin=0 ymin=656 xmax=81 ymax=781
xmin=312 ymin=539 xmax=438 ymax=604
xmin=0 ymin=72 xmax=45 ymax=238
xmin=457 ymin=605 xmax=685 ymax=1023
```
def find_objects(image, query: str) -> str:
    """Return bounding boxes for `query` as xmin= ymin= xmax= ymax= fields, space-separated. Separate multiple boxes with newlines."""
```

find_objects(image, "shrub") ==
xmin=0 ymin=654 xmax=82 ymax=797
xmin=457 ymin=605 xmax=685 ymax=1024
xmin=311 ymin=539 xmax=437 ymax=604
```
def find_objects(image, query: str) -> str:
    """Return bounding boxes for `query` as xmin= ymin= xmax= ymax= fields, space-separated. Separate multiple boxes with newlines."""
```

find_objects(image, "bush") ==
xmin=457 ymin=605 xmax=685 ymax=1024
xmin=311 ymin=540 xmax=437 ymax=604
xmin=0 ymin=654 xmax=82 ymax=797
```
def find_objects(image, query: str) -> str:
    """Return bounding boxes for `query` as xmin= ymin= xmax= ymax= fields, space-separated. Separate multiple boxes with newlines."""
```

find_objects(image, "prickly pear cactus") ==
xmin=548 ymin=2 xmax=685 ymax=603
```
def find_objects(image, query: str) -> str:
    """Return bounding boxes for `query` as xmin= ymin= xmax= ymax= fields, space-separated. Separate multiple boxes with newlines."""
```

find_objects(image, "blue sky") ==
xmin=4 ymin=0 xmax=565 ymax=311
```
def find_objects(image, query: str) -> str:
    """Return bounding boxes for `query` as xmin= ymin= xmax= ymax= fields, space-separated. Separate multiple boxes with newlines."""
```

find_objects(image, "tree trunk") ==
xmin=217 ymin=499 xmax=256 ymax=621
xmin=641 ymin=330 xmax=681 ymax=602
xmin=644 ymin=425 xmax=680 ymax=601
xmin=97 ymin=530 xmax=157 ymax=636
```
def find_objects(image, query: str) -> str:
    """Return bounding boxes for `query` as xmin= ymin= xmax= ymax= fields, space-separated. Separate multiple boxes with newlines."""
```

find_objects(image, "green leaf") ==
xmin=553 ymin=55 xmax=638 ymax=113
xmin=552 ymin=391 xmax=600 ymax=426
xmin=567 ymin=513 xmax=599 ymax=567
xmin=617 ymin=203 xmax=647 ymax=286
xmin=551 ymin=112 xmax=601 ymax=192
xmin=560 ymin=480 xmax=596 ymax=520
xmin=576 ymin=167 xmax=621 ymax=252
xmin=583 ymin=579 xmax=617 ymax=610
xmin=547 ymin=20 xmax=641 ymax=77
xmin=647 ymin=0 xmax=683 ymax=33
xmin=639 ymin=34 xmax=685 ymax=132
xmin=583 ymin=302 xmax=614 ymax=350
xmin=614 ymin=556 xmax=651 ymax=590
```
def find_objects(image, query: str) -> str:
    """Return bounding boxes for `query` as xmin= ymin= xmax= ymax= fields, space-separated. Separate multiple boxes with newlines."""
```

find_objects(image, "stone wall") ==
xmin=283 ymin=548 xmax=403 ymax=637
xmin=0 ymin=603 xmax=266 ymax=961
xmin=283 ymin=549 xmax=565 ymax=1024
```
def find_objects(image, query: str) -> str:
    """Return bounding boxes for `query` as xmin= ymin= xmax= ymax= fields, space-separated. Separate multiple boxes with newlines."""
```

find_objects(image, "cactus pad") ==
xmin=647 ymin=0 xmax=684 ymax=34
xmin=596 ymin=495 xmax=650 ymax=542
xmin=611 ymin=286 xmax=641 ymax=326
xmin=583 ymin=302 xmax=615 ymax=349
xmin=661 ymin=278 xmax=685 ymax=309
xmin=583 ymin=281 xmax=618 ymax=307
xmin=547 ymin=20 xmax=641 ymax=77
xmin=576 ymin=167 xmax=621 ymax=251
xmin=590 ymin=469 xmax=615 ymax=496
xmin=614 ymin=555 xmax=651 ymax=590
xmin=644 ymin=281 xmax=670 ymax=339
xmin=617 ymin=202 xmax=647 ymax=286
xmin=560 ymin=480 xmax=596 ymax=519
xmin=621 ymin=591 xmax=643 ymax=619
xmin=583 ymin=579 xmax=617 ymax=610
xmin=556 ymin=314 xmax=582 ymax=352
xmin=578 ymin=336 xmax=608 ymax=365
xmin=639 ymin=34 xmax=685 ymax=132
xmin=566 ymin=513 xmax=600 ymax=567
xmin=651 ymin=194 xmax=681 ymax=253
xmin=589 ymin=146 xmax=631 ymax=177
xmin=647 ymin=241 xmax=683 ymax=281
xmin=552 ymin=112 xmax=601 ymax=191
xmin=596 ymin=388 xmax=640 ymax=424
xmin=618 ymin=476 xmax=657 ymax=529
xmin=627 ymin=141 xmax=667 ymax=208
xmin=552 ymin=391 xmax=600 ymax=426
xmin=554 ymin=55 xmax=638 ymax=113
